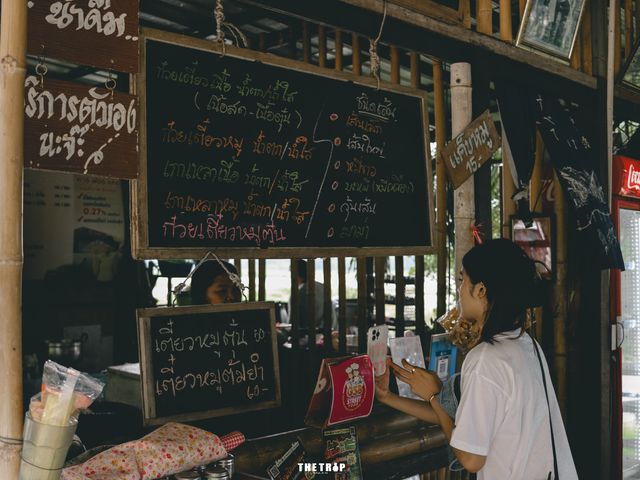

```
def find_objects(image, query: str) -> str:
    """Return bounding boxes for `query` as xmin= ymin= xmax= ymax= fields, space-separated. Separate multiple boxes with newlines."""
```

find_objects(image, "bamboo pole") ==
xmin=552 ymin=170 xmax=568 ymax=418
xmin=307 ymin=258 xmax=317 ymax=355
xmin=302 ymin=21 xmax=311 ymax=64
xmin=434 ymin=60 xmax=447 ymax=317
xmin=323 ymin=258 xmax=332 ymax=346
xmin=477 ymin=0 xmax=493 ymax=34
xmin=248 ymin=259 xmax=256 ymax=301
xmin=338 ymin=257 xmax=347 ymax=353
xmin=290 ymin=260 xmax=300 ymax=349
xmin=501 ymin=128 xmax=517 ymax=238
xmin=375 ymin=257 xmax=386 ymax=325
xmin=390 ymin=45 xmax=400 ymax=83
xmin=615 ymin=0 xmax=622 ymax=75
xmin=0 ymin=2 xmax=27 ymax=476
xmin=395 ymin=256 xmax=406 ymax=337
xmin=636 ymin=0 xmax=640 ymax=47
xmin=318 ymin=25 xmax=327 ymax=68
xmin=451 ymin=63 xmax=474 ymax=290
xmin=500 ymin=0 xmax=513 ymax=41
xmin=530 ymin=132 xmax=544 ymax=341
xmin=625 ymin=0 xmax=633 ymax=61
xmin=582 ymin=0 xmax=594 ymax=75
xmin=352 ymin=33 xmax=362 ymax=75
xmin=335 ymin=29 xmax=343 ymax=71
xmin=571 ymin=28 xmax=582 ymax=70
xmin=357 ymin=257 xmax=368 ymax=352
xmin=233 ymin=258 xmax=242 ymax=277
xmin=461 ymin=0 xmax=472 ymax=29
xmin=258 ymin=259 xmax=266 ymax=301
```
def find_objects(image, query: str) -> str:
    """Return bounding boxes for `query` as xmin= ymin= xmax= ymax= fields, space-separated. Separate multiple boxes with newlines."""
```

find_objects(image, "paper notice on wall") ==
xmin=23 ymin=170 xmax=124 ymax=281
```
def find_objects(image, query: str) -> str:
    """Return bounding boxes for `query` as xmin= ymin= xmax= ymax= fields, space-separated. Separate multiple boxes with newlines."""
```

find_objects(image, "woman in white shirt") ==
xmin=375 ymin=239 xmax=578 ymax=479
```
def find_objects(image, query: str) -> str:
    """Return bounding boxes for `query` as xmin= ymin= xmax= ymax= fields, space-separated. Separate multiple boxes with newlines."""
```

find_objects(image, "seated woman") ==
xmin=190 ymin=260 xmax=241 ymax=305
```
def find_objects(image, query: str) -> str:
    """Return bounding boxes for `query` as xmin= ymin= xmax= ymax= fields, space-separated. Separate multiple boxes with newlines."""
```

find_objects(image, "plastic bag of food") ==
xmin=30 ymin=360 xmax=104 ymax=426
xmin=436 ymin=307 xmax=481 ymax=352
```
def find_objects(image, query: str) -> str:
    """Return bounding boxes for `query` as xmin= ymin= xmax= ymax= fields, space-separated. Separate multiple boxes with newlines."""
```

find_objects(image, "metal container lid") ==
xmin=204 ymin=465 xmax=230 ymax=479
xmin=174 ymin=471 xmax=202 ymax=479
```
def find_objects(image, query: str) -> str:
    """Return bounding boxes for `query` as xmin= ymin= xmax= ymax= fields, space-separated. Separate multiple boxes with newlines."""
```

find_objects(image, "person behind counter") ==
xmin=375 ymin=239 xmax=578 ymax=479
xmin=287 ymin=259 xmax=337 ymax=330
xmin=190 ymin=260 xmax=242 ymax=305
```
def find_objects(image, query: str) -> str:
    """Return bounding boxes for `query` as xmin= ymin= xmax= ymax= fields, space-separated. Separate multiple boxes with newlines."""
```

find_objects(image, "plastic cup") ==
xmin=19 ymin=412 xmax=78 ymax=480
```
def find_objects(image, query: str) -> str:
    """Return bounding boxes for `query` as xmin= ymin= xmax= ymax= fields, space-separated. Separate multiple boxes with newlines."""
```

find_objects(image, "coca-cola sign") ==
xmin=614 ymin=156 xmax=640 ymax=199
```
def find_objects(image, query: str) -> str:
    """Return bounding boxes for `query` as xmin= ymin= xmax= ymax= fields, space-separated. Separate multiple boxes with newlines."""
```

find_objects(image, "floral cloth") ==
xmin=61 ymin=423 xmax=241 ymax=480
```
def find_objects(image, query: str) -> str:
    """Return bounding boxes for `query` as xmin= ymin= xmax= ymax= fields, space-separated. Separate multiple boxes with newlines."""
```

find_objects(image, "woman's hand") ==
xmin=389 ymin=359 xmax=442 ymax=401
xmin=374 ymin=358 xmax=393 ymax=403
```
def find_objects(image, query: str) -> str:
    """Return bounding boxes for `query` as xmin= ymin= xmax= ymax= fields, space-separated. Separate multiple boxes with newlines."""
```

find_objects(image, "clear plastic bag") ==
xmin=29 ymin=360 xmax=104 ymax=426
xmin=436 ymin=307 xmax=481 ymax=352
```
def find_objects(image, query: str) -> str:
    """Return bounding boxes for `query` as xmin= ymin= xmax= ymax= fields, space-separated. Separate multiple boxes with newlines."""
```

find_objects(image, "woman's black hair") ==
xmin=462 ymin=239 xmax=538 ymax=344
xmin=190 ymin=260 xmax=239 ymax=304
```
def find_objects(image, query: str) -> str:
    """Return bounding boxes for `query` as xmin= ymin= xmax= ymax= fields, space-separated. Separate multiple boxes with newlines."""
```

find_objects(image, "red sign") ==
xmin=614 ymin=156 xmax=640 ymax=199
xmin=27 ymin=0 xmax=139 ymax=73
xmin=24 ymin=75 xmax=139 ymax=179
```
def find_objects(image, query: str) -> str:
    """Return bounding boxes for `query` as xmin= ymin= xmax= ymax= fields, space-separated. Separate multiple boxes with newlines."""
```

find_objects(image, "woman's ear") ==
xmin=475 ymin=282 xmax=487 ymax=298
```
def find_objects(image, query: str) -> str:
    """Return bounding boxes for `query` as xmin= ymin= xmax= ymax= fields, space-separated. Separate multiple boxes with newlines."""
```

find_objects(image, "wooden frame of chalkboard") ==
xmin=132 ymin=28 xmax=435 ymax=259
xmin=137 ymin=302 xmax=281 ymax=425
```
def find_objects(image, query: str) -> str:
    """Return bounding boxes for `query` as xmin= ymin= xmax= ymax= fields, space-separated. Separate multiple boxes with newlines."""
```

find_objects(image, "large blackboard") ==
xmin=132 ymin=30 xmax=433 ymax=259
xmin=137 ymin=302 xmax=280 ymax=425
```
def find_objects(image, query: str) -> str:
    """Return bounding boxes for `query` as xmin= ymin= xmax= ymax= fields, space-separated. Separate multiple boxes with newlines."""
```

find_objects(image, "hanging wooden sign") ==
xmin=27 ymin=0 xmax=139 ymax=73
xmin=439 ymin=110 xmax=501 ymax=189
xmin=24 ymin=76 xmax=139 ymax=179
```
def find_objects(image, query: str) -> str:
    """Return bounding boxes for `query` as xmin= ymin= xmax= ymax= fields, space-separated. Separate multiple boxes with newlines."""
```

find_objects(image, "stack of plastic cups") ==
xmin=18 ymin=412 xmax=78 ymax=480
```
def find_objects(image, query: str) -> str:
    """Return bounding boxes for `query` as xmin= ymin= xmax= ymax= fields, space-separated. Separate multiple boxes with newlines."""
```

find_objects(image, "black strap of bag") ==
xmin=533 ymin=336 xmax=560 ymax=480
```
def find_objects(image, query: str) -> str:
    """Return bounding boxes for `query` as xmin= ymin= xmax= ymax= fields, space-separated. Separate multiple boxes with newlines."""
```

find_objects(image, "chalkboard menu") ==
xmin=132 ymin=30 xmax=433 ymax=259
xmin=137 ymin=302 xmax=280 ymax=425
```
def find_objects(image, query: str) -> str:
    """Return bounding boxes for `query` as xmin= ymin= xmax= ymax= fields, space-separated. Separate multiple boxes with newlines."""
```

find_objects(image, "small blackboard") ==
xmin=137 ymin=302 xmax=281 ymax=425
xmin=132 ymin=29 xmax=434 ymax=259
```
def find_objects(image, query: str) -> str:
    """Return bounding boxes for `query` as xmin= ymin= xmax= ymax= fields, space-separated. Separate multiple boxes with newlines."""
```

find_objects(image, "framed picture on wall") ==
xmin=516 ymin=0 xmax=587 ymax=61
xmin=511 ymin=214 xmax=555 ymax=280
xmin=621 ymin=38 xmax=640 ymax=91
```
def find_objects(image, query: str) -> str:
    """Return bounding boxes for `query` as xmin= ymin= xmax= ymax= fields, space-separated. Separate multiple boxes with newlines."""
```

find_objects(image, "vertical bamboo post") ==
xmin=233 ymin=258 xmax=242 ymax=277
xmin=500 ymin=0 xmax=513 ymax=41
xmin=571 ymin=28 xmax=583 ymax=70
xmin=375 ymin=257 xmax=386 ymax=325
xmin=582 ymin=0 xmax=594 ymax=75
xmin=335 ymin=29 xmax=343 ymax=72
xmin=434 ymin=60 xmax=448 ymax=317
xmin=461 ymin=0 xmax=472 ymax=29
xmin=307 ymin=258 xmax=317 ymax=355
xmin=390 ymin=46 xmax=400 ymax=83
xmin=530 ymin=132 xmax=544 ymax=340
xmin=615 ymin=0 xmax=622 ymax=75
xmin=248 ymin=259 xmax=256 ymax=301
xmin=318 ymin=25 xmax=327 ymax=68
xmin=395 ymin=257 xmax=406 ymax=337
xmin=501 ymin=132 xmax=517 ymax=238
xmin=323 ymin=258 xmax=332 ymax=347
xmin=625 ymin=0 xmax=633 ymax=60
xmin=258 ymin=259 xmax=266 ymax=301
xmin=451 ymin=63 xmax=474 ymax=290
xmin=258 ymin=32 xmax=266 ymax=52
xmin=357 ymin=257 xmax=368 ymax=353
xmin=290 ymin=260 xmax=300 ymax=349
xmin=352 ymin=33 xmax=362 ymax=75
xmin=338 ymin=257 xmax=347 ymax=353
xmin=0 ymin=0 xmax=26 ymax=475
xmin=552 ymin=171 xmax=568 ymax=418
xmin=410 ymin=52 xmax=426 ymax=332
xmin=636 ymin=0 xmax=640 ymax=46
xmin=302 ymin=21 xmax=311 ymax=64
xmin=477 ymin=0 xmax=493 ymax=34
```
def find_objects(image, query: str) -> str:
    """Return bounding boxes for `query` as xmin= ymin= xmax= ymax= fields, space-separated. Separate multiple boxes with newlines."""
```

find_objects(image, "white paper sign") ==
xmin=389 ymin=335 xmax=426 ymax=400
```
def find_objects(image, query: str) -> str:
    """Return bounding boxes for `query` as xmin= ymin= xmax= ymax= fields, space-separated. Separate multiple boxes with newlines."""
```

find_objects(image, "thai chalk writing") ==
xmin=255 ymin=102 xmax=291 ymax=133
xmin=161 ymin=119 xmax=243 ymax=158
xmin=371 ymin=175 xmax=415 ymax=194
xmin=276 ymin=170 xmax=308 ymax=193
xmin=339 ymin=196 xmax=377 ymax=222
xmin=447 ymin=119 xmax=494 ymax=170
xmin=42 ymin=0 xmax=135 ymax=40
xmin=355 ymin=93 xmax=396 ymax=122
xmin=25 ymin=76 xmax=137 ymax=134
xmin=161 ymin=213 xmax=287 ymax=246
xmin=156 ymin=61 xmax=232 ymax=92
xmin=253 ymin=131 xmax=313 ymax=160
xmin=236 ymin=74 xmax=298 ymax=103
xmin=162 ymin=158 xmax=240 ymax=184
xmin=344 ymin=180 xmax=371 ymax=193
xmin=206 ymin=94 xmax=248 ymax=116
xmin=346 ymin=111 xmax=383 ymax=134
xmin=154 ymin=329 xmax=247 ymax=353
xmin=340 ymin=224 xmax=370 ymax=240
xmin=164 ymin=192 xmax=240 ymax=220
xmin=273 ymin=197 xmax=311 ymax=225
xmin=346 ymin=133 xmax=385 ymax=158
xmin=346 ymin=158 xmax=377 ymax=177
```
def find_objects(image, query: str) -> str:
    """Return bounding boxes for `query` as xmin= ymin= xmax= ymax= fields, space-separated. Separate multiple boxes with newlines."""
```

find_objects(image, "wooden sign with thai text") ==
xmin=137 ymin=302 xmax=281 ymax=425
xmin=133 ymin=30 xmax=434 ymax=259
xmin=440 ymin=110 xmax=501 ymax=189
xmin=24 ymin=76 xmax=139 ymax=178
xmin=27 ymin=0 xmax=139 ymax=73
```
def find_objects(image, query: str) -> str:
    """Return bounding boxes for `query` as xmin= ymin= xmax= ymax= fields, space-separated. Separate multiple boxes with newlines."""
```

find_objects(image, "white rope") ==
xmin=214 ymin=0 xmax=248 ymax=54
xmin=368 ymin=0 xmax=387 ymax=89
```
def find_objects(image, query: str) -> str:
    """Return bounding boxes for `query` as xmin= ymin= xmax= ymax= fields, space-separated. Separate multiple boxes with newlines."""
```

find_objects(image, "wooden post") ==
xmin=233 ymin=258 xmax=242 ymax=277
xmin=390 ymin=45 xmax=400 ymax=83
xmin=433 ymin=60 xmax=447 ymax=317
xmin=625 ymin=0 xmax=632 ymax=61
xmin=357 ymin=257 xmax=368 ymax=353
xmin=530 ymin=132 xmax=544 ymax=341
xmin=499 ymin=0 xmax=513 ymax=41
xmin=290 ymin=260 xmax=300 ymax=349
xmin=323 ymin=258 xmax=332 ymax=346
xmin=0 ymin=1 xmax=27 ymax=476
xmin=338 ymin=257 xmax=347 ymax=353
xmin=307 ymin=258 xmax=317 ymax=354
xmin=375 ymin=257 xmax=386 ymax=325
xmin=582 ymin=0 xmax=594 ymax=75
xmin=248 ymin=259 xmax=256 ymax=301
xmin=615 ymin=0 xmax=621 ymax=75
xmin=477 ymin=0 xmax=493 ymax=34
xmin=258 ymin=259 xmax=266 ymax=301
xmin=450 ymin=63 xmax=474 ymax=290
xmin=318 ymin=25 xmax=327 ymax=68
xmin=335 ymin=29 xmax=343 ymax=71
xmin=501 ymin=130 xmax=517 ymax=238
xmin=302 ymin=21 xmax=311 ymax=64
xmin=395 ymin=257 xmax=406 ymax=337
xmin=352 ymin=33 xmax=362 ymax=75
